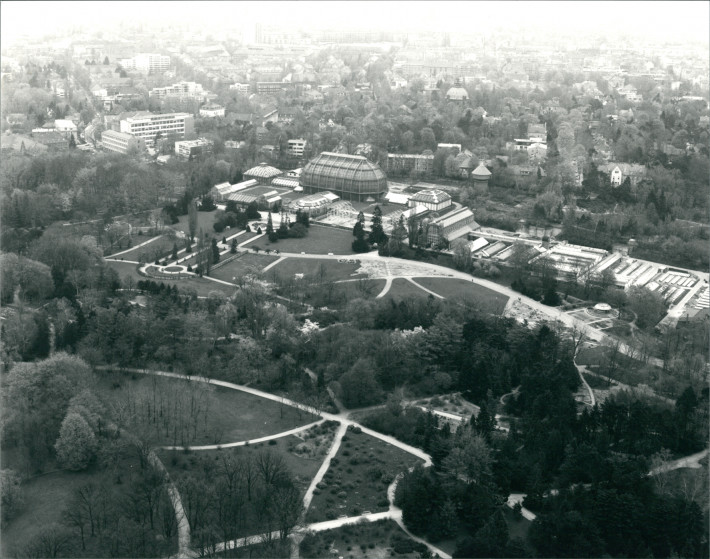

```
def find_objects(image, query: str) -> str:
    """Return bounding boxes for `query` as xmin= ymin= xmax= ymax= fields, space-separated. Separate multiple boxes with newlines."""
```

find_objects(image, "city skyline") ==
xmin=2 ymin=1 xmax=709 ymax=44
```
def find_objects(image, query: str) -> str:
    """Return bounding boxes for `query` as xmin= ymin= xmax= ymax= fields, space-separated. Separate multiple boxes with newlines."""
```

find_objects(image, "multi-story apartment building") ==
xmin=149 ymin=81 xmax=207 ymax=101
xmin=174 ymin=138 xmax=213 ymax=159
xmin=119 ymin=112 xmax=194 ymax=147
xmin=229 ymin=83 xmax=251 ymax=94
xmin=287 ymin=138 xmax=307 ymax=157
xmin=120 ymin=53 xmax=170 ymax=75
xmin=199 ymin=104 xmax=225 ymax=118
xmin=101 ymin=129 xmax=146 ymax=154
xmin=256 ymin=82 xmax=292 ymax=95
xmin=386 ymin=154 xmax=434 ymax=175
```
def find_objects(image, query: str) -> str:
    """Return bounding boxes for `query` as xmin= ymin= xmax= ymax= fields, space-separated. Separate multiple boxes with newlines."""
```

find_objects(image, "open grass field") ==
xmin=332 ymin=279 xmax=386 ymax=303
xmin=93 ymin=370 xmax=318 ymax=446
xmin=383 ymin=278 xmax=431 ymax=301
xmin=413 ymin=277 xmax=509 ymax=314
xmin=264 ymin=257 xmax=364 ymax=282
xmin=306 ymin=428 xmax=422 ymax=523
xmin=210 ymin=253 xmax=280 ymax=283
xmin=109 ymin=234 xmax=178 ymax=262
xmin=300 ymin=519 xmax=429 ymax=559
xmin=251 ymin=225 xmax=356 ymax=255
xmin=106 ymin=260 xmax=236 ymax=297
xmin=173 ymin=209 xmax=220 ymax=238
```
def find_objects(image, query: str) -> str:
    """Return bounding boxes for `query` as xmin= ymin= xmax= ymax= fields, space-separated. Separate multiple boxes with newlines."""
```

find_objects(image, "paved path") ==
xmin=376 ymin=260 xmax=393 ymax=298
xmin=302 ymin=423 xmax=348 ymax=513
xmin=407 ymin=277 xmax=445 ymax=299
xmin=160 ymin=419 xmax=325 ymax=451
xmin=107 ymin=234 xmax=164 ymax=258
xmin=263 ymin=255 xmax=288 ymax=273
xmin=245 ymin=251 xmax=661 ymax=368
xmin=575 ymin=363 xmax=596 ymax=407
xmin=105 ymin=367 xmax=444 ymax=556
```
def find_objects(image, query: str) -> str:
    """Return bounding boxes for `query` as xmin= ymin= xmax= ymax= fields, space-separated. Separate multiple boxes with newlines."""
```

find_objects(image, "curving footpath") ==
xmin=105 ymin=367 xmax=445 ymax=557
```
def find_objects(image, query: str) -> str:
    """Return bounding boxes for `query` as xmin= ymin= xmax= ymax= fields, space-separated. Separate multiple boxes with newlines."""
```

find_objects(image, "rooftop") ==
xmin=244 ymin=162 xmax=283 ymax=179
xmin=411 ymin=189 xmax=452 ymax=205
xmin=472 ymin=163 xmax=492 ymax=177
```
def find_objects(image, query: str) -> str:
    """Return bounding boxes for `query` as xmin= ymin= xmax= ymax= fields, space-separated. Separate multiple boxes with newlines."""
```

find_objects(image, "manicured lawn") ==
xmin=107 ymin=260 xmax=236 ymax=297
xmin=173 ymin=209 xmax=220 ymax=238
xmin=210 ymin=253 xmax=280 ymax=283
xmin=251 ymin=225 xmax=356 ymax=255
xmin=264 ymin=257 xmax=364 ymax=282
xmin=94 ymin=370 xmax=318 ymax=447
xmin=300 ymin=519 xmax=428 ymax=559
xmin=306 ymin=428 xmax=422 ymax=523
xmin=414 ymin=277 xmax=509 ymax=314
xmin=109 ymin=234 xmax=178 ymax=262
xmin=384 ymin=278 xmax=431 ymax=301
xmin=332 ymin=279 xmax=386 ymax=303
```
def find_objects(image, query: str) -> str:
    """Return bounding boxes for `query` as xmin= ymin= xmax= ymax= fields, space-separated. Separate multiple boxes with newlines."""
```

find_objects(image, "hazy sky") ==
xmin=2 ymin=1 xmax=708 ymax=44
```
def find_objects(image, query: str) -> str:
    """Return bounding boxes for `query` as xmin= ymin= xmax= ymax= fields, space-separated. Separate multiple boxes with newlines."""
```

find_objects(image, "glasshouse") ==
xmin=300 ymin=152 xmax=387 ymax=202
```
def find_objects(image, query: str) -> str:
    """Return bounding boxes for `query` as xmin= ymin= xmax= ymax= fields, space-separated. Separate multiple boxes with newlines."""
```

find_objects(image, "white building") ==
xmin=54 ymin=119 xmax=78 ymax=137
xmin=120 ymin=53 xmax=170 ymax=74
xmin=199 ymin=104 xmax=225 ymax=118
xmin=101 ymin=129 xmax=145 ymax=154
xmin=149 ymin=81 xmax=207 ymax=101
xmin=287 ymin=138 xmax=307 ymax=157
xmin=174 ymin=137 xmax=213 ymax=159
xmin=119 ymin=112 xmax=194 ymax=147
xmin=229 ymin=83 xmax=250 ymax=94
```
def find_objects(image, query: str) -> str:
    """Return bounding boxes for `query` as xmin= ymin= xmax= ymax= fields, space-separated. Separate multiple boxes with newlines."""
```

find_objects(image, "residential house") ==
xmin=602 ymin=163 xmax=646 ymax=187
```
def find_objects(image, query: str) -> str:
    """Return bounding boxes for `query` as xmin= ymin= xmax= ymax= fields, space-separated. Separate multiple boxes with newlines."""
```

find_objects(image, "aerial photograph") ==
xmin=0 ymin=1 xmax=708 ymax=557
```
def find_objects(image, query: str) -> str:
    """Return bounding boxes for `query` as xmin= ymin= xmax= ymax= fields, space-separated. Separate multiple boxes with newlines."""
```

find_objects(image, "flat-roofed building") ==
xmin=101 ymin=129 xmax=145 ymax=154
xmin=229 ymin=82 xmax=250 ymax=94
xmin=199 ymin=104 xmax=225 ymax=118
xmin=174 ymin=137 xmax=213 ymax=159
xmin=256 ymin=82 xmax=291 ymax=95
xmin=149 ymin=81 xmax=207 ymax=101
xmin=119 ymin=112 xmax=194 ymax=147
xmin=121 ymin=53 xmax=170 ymax=74
xmin=387 ymin=153 xmax=434 ymax=175
xmin=287 ymin=138 xmax=307 ymax=157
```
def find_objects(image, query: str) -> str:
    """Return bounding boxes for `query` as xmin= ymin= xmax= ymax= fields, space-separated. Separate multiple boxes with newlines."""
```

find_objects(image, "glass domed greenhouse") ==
xmin=300 ymin=152 xmax=387 ymax=202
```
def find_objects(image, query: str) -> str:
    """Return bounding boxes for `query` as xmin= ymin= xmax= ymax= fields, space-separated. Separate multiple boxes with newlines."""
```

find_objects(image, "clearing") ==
xmin=93 ymin=370 xmax=318 ymax=447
